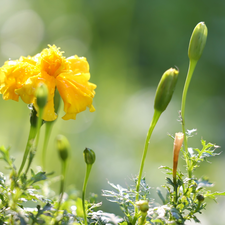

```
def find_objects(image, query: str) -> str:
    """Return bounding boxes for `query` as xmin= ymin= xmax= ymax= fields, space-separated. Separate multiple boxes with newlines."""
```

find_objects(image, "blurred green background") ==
xmin=0 ymin=0 xmax=224 ymax=224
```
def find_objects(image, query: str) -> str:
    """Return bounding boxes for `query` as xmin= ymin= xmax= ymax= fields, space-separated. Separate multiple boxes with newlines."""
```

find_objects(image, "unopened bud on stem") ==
xmin=36 ymin=83 xmax=48 ymax=109
xmin=83 ymin=148 xmax=96 ymax=165
xmin=56 ymin=135 xmax=70 ymax=162
xmin=197 ymin=194 xmax=205 ymax=203
xmin=154 ymin=68 xmax=179 ymax=113
xmin=173 ymin=132 xmax=184 ymax=183
xmin=136 ymin=200 xmax=149 ymax=213
xmin=188 ymin=22 xmax=208 ymax=62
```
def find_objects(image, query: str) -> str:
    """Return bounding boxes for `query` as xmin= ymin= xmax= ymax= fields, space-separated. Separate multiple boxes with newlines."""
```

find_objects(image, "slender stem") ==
xmin=133 ymin=110 xmax=161 ymax=223
xmin=181 ymin=59 xmax=197 ymax=178
xmin=82 ymin=164 xmax=92 ymax=225
xmin=139 ymin=212 xmax=147 ymax=225
xmin=18 ymin=124 xmax=37 ymax=176
xmin=136 ymin=109 xmax=161 ymax=196
xmin=25 ymin=108 xmax=44 ymax=175
xmin=42 ymin=121 xmax=54 ymax=171
xmin=58 ymin=161 xmax=67 ymax=211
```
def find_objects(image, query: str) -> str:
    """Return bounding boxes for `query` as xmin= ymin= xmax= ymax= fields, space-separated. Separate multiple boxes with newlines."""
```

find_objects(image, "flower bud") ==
xmin=136 ymin=200 xmax=149 ymax=213
xmin=36 ymin=83 xmax=48 ymax=109
xmin=154 ymin=68 xmax=179 ymax=113
xmin=197 ymin=194 xmax=204 ymax=203
xmin=173 ymin=132 xmax=184 ymax=182
xmin=83 ymin=148 xmax=96 ymax=165
xmin=54 ymin=88 xmax=61 ymax=115
xmin=56 ymin=135 xmax=70 ymax=162
xmin=188 ymin=22 xmax=208 ymax=61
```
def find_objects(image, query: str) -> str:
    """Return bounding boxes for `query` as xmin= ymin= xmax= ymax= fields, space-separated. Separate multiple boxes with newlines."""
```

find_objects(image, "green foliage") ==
xmin=0 ymin=21 xmax=224 ymax=225
xmin=0 ymin=146 xmax=101 ymax=224
xmin=101 ymin=136 xmax=224 ymax=225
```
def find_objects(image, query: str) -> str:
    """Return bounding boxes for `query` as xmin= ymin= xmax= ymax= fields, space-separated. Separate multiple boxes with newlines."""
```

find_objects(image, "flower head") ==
xmin=0 ymin=45 xmax=96 ymax=121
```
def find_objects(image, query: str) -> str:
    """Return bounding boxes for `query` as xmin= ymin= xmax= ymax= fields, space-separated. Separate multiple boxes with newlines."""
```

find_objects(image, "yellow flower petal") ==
xmin=37 ymin=45 xmax=66 ymax=78
xmin=0 ymin=45 xmax=96 ymax=121
xmin=56 ymin=73 xmax=96 ymax=120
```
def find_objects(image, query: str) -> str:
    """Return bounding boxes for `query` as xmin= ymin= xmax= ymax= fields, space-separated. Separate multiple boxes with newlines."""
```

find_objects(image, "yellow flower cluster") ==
xmin=0 ymin=45 xmax=96 ymax=121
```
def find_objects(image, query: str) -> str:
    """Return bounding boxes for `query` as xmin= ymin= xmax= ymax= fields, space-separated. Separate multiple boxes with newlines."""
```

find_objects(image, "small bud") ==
xmin=54 ymin=88 xmax=61 ymax=115
xmin=136 ymin=200 xmax=149 ymax=213
xmin=173 ymin=132 xmax=184 ymax=182
xmin=36 ymin=83 xmax=48 ymax=108
xmin=188 ymin=22 xmax=208 ymax=61
xmin=197 ymin=194 xmax=205 ymax=203
xmin=154 ymin=68 xmax=179 ymax=113
xmin=83 ymin=148 xmax=96 ymax=165
xmin=56 ymin=135 xmax=70 ymax=162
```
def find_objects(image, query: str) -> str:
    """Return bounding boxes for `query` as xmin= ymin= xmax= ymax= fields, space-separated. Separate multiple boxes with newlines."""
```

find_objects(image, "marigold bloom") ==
xmin=0 ymin=45 xmax=96 ymax=121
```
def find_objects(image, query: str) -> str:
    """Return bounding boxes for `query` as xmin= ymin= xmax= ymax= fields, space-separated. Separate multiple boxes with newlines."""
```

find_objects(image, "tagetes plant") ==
xmin=0 ymin=45 xmax=96 ymax=121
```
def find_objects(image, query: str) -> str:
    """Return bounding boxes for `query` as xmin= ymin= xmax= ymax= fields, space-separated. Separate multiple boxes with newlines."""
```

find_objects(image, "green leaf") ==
xmin=27 ymin=170 xmax=48 ymax=185
xmin=196 ymin=177 xmax=214 ymax=189
xmin=156 ymin=188 xmax=166 ymax=204
xmin=166 ymin=177 xmax=175 ymax=188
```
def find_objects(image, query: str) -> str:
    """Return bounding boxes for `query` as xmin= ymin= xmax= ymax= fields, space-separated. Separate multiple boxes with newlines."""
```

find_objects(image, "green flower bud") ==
xmin=188 ymin=22 xmax=208 ymax=61
xmin=83 ymin=148 xmax=96 ymax=165
xmin=136 ymin=200 xmax=149 ymax=213
xmin=56 ymin=135 xmax=70 ymax=162
xmin=54 ymin=88 xmax=61 ymax=115
xmin=197 ymin=194 xmax=205 ymax=203
xmin=36 ymin=83 xmax=48 ymax=109
xmin=29 ymin=104 xmax=38 ymax=127
xmin=154 ymin=68 xmax=179 ymax=113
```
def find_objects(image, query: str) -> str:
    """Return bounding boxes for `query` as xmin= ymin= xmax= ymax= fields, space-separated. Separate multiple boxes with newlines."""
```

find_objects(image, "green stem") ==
xmin=58 ymin=161 xmax=67 ymax=211
xmin=136 ymin=109 xmax=161 ymax=196
xmin=82 ymin=164 xmax=92 ymax=225
xmin=25 ymin=108 xmax=44 ymax=175
xmin=42 ymin=121 xmax=54 ymax=171
xmin=181 ymin=59 xmax=197 ymax=179
xmin=134 ymin=110 xmax=161 ymax=223
xmin=18 ymin=124 xmax=37 ymax=176
xmin=139 ymin=212 xmax=147 ymax=225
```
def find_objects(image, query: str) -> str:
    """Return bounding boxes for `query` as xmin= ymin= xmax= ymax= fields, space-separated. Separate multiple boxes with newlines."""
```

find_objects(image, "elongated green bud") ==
xmin=54 ymin=88 xmax=61 ymax=115
xmin=56 ymin=135 xmax=70 ymax=162
xmin=154 ymin=68 xmax=179 ymax=113
xmin=83 ymin=148 xmax=96 ymax=165
xmin=36 ymin=83 xmax=48 ymax=108
xmin=188 ymin=22 xmax=208 ymax=61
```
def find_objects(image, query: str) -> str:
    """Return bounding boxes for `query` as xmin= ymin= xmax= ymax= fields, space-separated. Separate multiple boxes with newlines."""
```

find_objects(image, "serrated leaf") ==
xmin=192 ymin=215 xmax=201 ymax=223
xmin=166 ymin=177 xmax=175 ymax=187
xmin=156 ymin=188 xmax=166 ymax=204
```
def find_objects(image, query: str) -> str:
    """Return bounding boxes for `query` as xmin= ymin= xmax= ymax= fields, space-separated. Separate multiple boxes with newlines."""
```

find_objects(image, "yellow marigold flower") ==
xmin=0 ymin=45 xmax=96 ymax=121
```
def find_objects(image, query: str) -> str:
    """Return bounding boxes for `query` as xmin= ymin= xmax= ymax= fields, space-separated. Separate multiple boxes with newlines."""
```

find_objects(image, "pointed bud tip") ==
xmin=188 ymin=22 xmax=208 ymax=61
xmin=154 ymin=68 xmax=179 ymax=113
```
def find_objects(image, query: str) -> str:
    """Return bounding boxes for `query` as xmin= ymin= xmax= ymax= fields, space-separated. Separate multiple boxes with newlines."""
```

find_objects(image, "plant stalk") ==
xmin=181 ymin=59 xmax=197 ymax=179
xmin=82 ymin=164 xmax=92 ymax=225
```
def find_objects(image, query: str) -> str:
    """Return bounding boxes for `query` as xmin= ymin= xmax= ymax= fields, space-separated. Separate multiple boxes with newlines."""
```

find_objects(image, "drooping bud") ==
xmin=188 ymin=22 xmax=208 ymax=62
xmin=173 ymin=132 xmax=184 ymax=183
xmin=83 ymin=148 xmax=96 ymax=165
xmin=136 ymin=200 xmax=149 ymax=213
xmin=36 ymin=83 xmax=48 ymax=109
xmin=154 ymin=68 xmax=179 ymax=113
xmin=56 ymin=135 xmax=70 ymax=162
